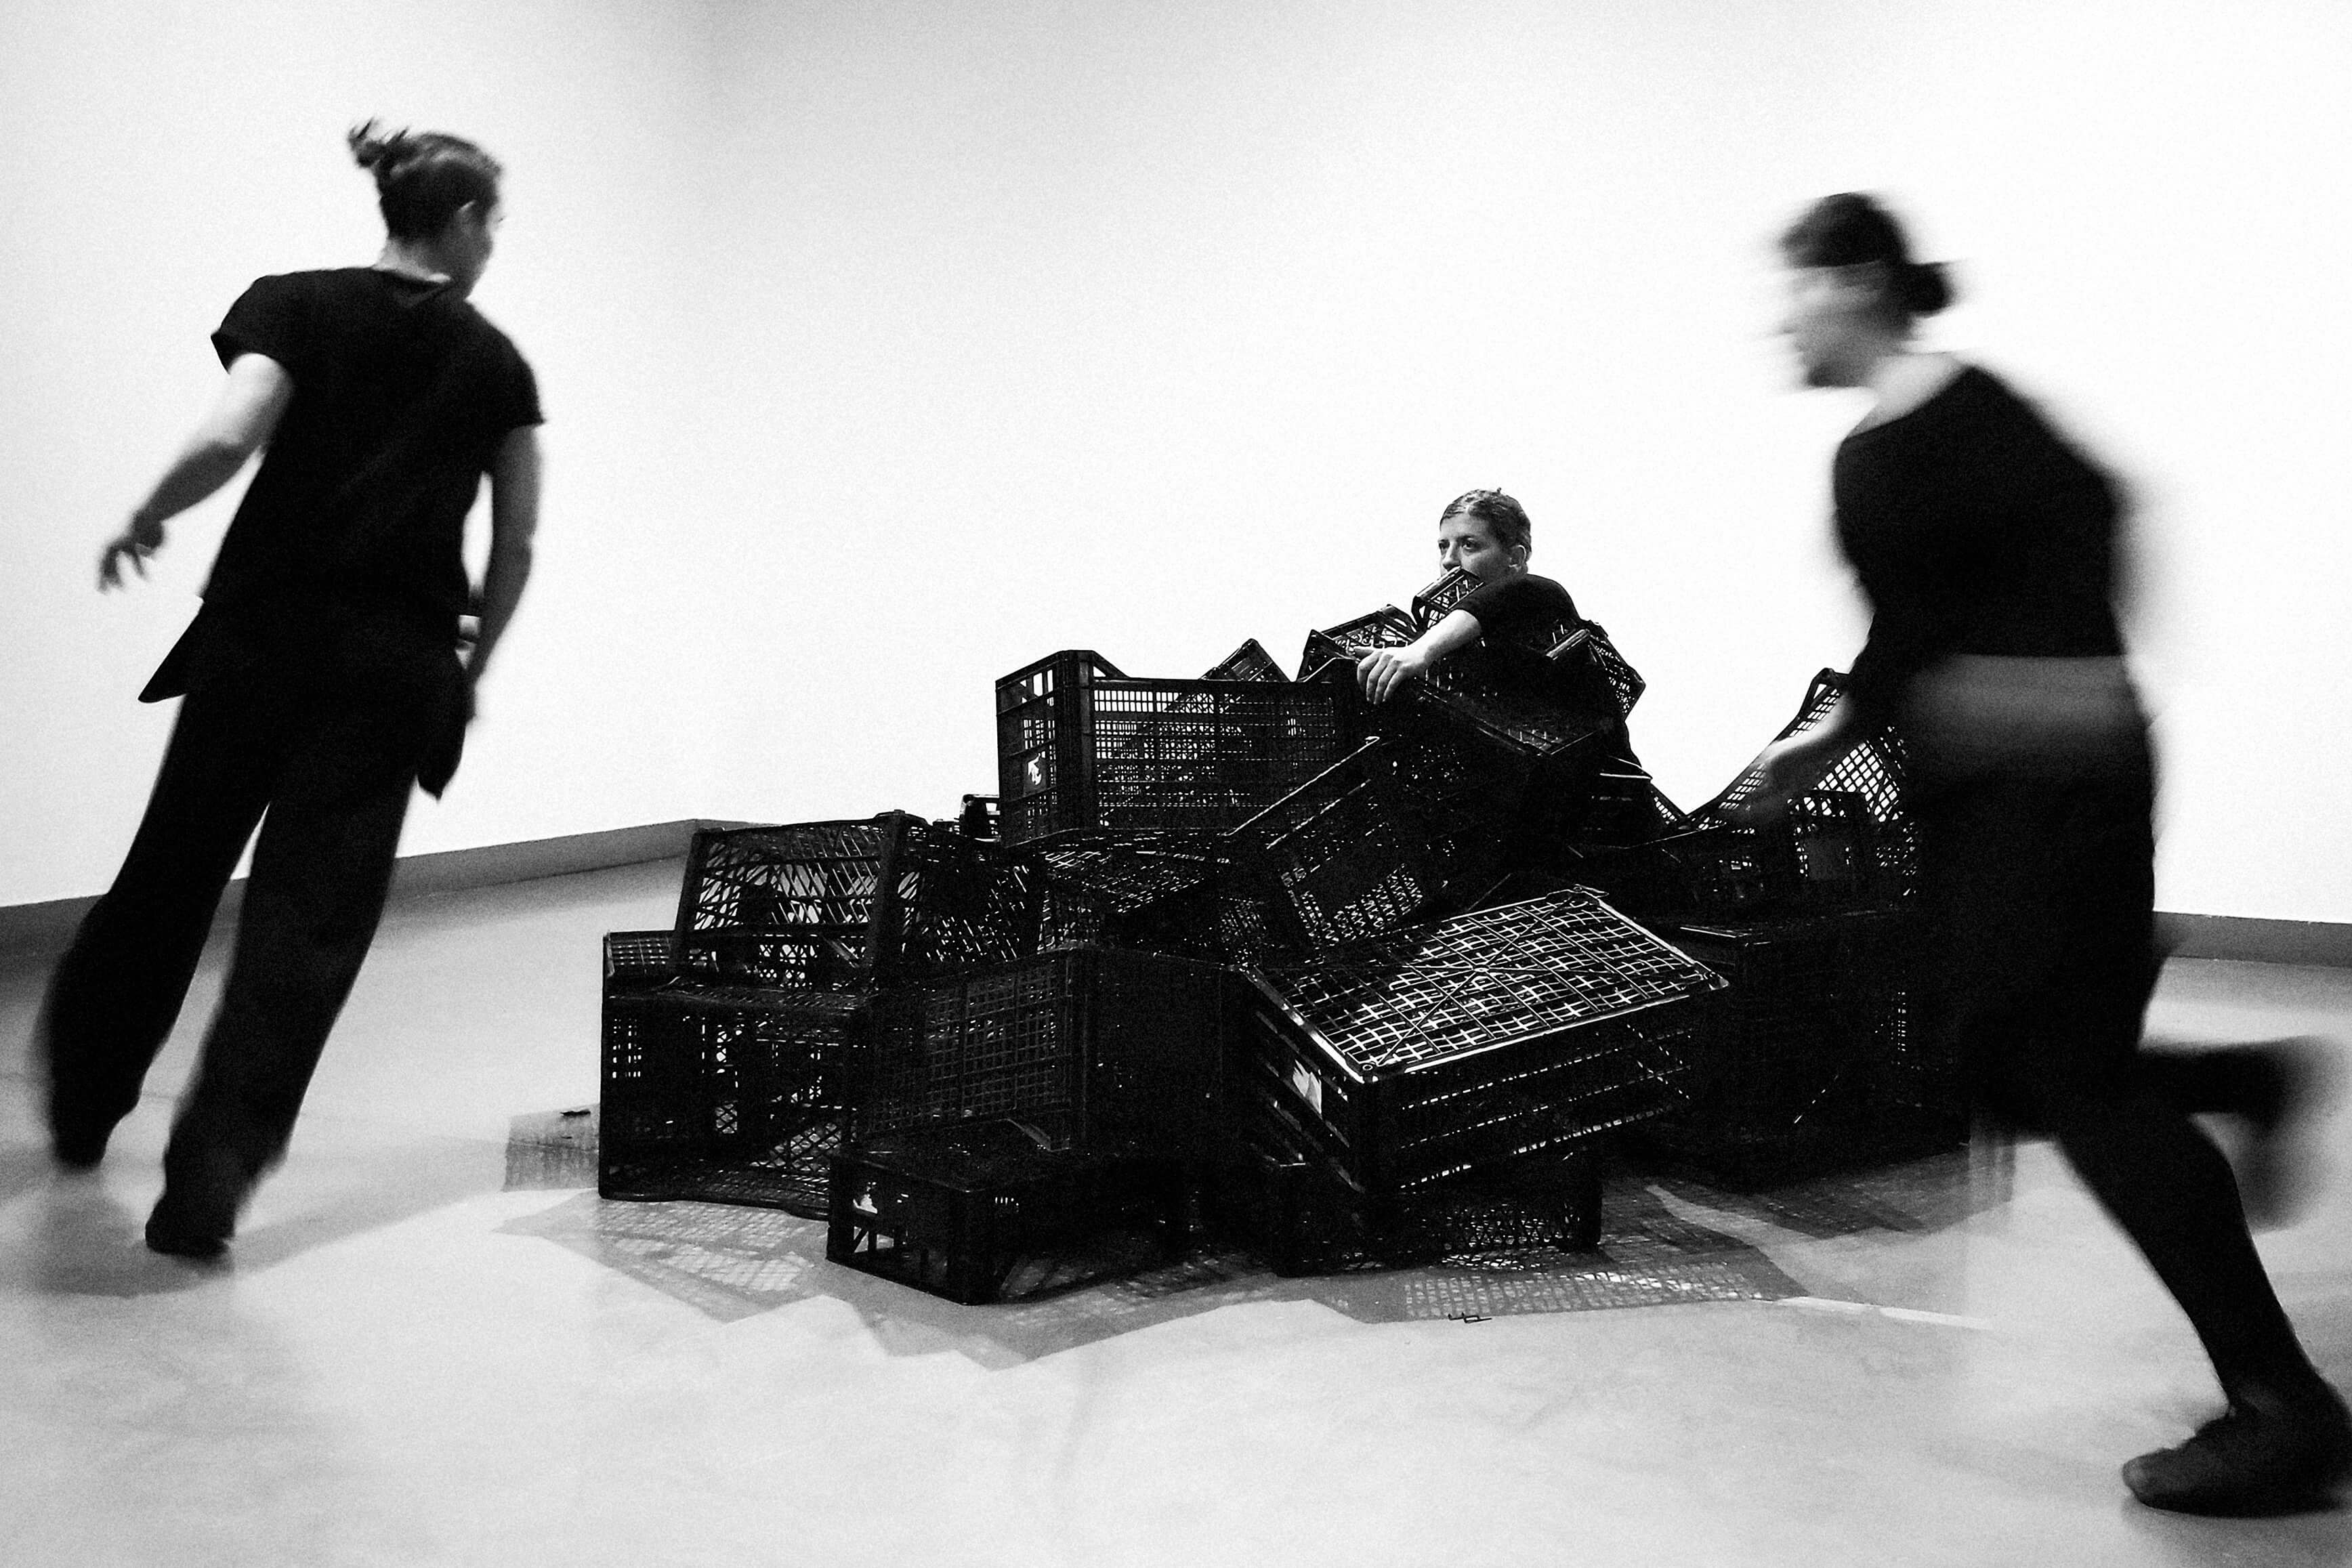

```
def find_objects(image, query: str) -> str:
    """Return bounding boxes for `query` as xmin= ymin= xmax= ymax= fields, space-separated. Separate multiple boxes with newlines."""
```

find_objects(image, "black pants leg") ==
xmin=1923 ymin=756 xmax=2322 ymax=1405
xmin=159 ymin=677 xmax=428 ymax=1211
xmin=41 ymin=683 xmax=285 ymax=1149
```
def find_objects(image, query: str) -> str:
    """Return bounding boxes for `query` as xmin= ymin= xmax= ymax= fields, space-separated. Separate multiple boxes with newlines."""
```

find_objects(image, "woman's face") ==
xmin=1438 ymin=514 xmax=1524 ymax=582
xmin=1779 ymin=263 xmax=1880 ymax=389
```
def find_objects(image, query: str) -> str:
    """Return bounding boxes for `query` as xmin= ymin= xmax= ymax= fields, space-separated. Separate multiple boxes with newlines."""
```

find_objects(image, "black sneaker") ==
xmin=2123 ymin=1387 xmax=2352 ymax=1516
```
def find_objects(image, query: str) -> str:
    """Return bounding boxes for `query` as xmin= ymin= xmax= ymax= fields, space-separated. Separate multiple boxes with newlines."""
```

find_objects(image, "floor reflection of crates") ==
xmin=1234 ymin=891 xmax=1722 ymax=1201
xmin=1639 ymin=907 xmax=1967 ymax=1186
xmin=826 ymin=1120 xmax=1188 ymax=1304
xmin=599 ymin=985 xmax=867 ymax=1217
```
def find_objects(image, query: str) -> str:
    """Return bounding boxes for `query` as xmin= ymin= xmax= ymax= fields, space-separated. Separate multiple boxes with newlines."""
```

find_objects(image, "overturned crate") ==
xmin=862 ymin=948 xmax=1238 ymax=1158
xmin=996 ymin=651 xmax=1345 ymax=845
xmin=674 ymin=813 xmax=1042 ymax=989
xmin=826 ymin=1120 xmax=1187 ymax=1305
xmin=1232 ymin=890 xmax=1721 ymax=1212
xmin=600 ymin=984 xmax=868 ymax=1216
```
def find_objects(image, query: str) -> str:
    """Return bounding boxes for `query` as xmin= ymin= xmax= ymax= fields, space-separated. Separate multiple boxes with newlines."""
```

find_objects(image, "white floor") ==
xmin=2 ymin=858 xmax=2347 ymax=1567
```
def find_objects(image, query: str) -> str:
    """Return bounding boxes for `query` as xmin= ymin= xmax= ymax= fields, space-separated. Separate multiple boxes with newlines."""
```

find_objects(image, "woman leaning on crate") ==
xmin=1727 ymin=191 xmax=2346 ymax=1516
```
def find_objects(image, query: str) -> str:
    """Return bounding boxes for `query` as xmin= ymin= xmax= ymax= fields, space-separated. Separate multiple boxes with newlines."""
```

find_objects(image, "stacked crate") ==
xmin=599 ymin=813 xmax=1042 ymax=1218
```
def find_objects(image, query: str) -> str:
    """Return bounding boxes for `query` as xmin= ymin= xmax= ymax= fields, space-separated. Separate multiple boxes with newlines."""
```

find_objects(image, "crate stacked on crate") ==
xmin=995 ymin=651 xmax=1346 ymax=845
xmin=1209 ymin=889 xmax=1723 ymax=1269
xmin=600 ymin=813 xmax=1043 ymax=1217
xmin=1608 ymin=668 xmax=1954 ymax=1183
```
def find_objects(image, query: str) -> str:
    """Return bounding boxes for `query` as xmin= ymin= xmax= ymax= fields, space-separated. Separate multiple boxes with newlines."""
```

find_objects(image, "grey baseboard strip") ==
xmin=0 ymin=818 xmax=744 ymax=961
xmin=2156 ymin=912 xmax=2352 ymax=969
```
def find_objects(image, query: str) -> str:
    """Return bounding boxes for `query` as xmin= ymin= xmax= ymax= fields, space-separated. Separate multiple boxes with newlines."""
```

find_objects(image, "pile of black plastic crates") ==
xmin=598 ymin=569 xmax=1962 ymax=1302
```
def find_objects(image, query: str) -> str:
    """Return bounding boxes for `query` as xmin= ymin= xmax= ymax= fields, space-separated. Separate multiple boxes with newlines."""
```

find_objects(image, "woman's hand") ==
xmin=98 ymin=516 xmax=165 ymax=591
xmin=1353 ymin=643 xmax=1433 ymax=704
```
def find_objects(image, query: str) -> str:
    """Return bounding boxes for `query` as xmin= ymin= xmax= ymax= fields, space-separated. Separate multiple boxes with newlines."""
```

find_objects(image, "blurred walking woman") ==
xmin=41 ymin=123 xmax=543 ymax=1259
xmin=1737 ymin=194 xmax=2346 ymax=1514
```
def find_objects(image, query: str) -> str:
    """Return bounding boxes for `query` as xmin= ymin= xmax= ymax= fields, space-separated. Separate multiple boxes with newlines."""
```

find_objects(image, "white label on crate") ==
xmin=852 ymin=1184 xmax=879 ymax=1216
xmin=1288 ymin=1061 xmax=1324 ymax=1116
xmin=1017 ymin=751 xmax=1049 ymax=797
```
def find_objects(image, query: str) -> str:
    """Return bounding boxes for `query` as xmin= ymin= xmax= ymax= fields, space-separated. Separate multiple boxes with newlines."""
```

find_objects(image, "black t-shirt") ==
xmin=204 ymin=268 xmax=541 ymax=626
xmin=1450 ymin=571 xmax=1625 ymax=724
xmin=1454 ymin=572 xmax=1580 ymax=652
xmin=1834 ymin=365 xmax=2123 ymax=727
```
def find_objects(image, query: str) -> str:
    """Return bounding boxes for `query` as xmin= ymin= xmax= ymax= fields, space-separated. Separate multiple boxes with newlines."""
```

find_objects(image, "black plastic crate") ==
xmin=1411 ymin=568 xmax=1482 ymax=630
xmin=827 ymin=1120 xmax=1187 ymax=1304
xmin=1549 ymin=620 xmax=1646 ymax=721
xmin=863 ymin=948 xmax=1237 ymax=1156
xmin=1235 ymin=891 xmax=1720 ymax=1198
xmin=1639 ymin=907 xmax=1964 ymax=1185
xmin=1553 ymin=822 xmax=1793 ymax=927
xmin=1298 ymin=607 xmax=1419 ymax=681
xmin=1200 ymin=1105 xmax=1604 ymax=1275
xmin=1221 ymin=737 xmax=1520 ymax=964
xmin=995 ymin=651 xmax=1346 ymax=845
xmin=604 ymin=929 xmax=681 ymax=994
xmin=1408 ymin=568 xmax=1646 ymax=721
xmin=674 ymin=815 xmax=1042 ymax=988
xmin=600 ymin=986 xmax=868 ymax=1216
xmin=1703 ymin=669 xmax=1918 ymax=902
xmin=1310 ymin=627 xmax=1622 ymax=765
xmin=1030 ymin=830 xmax=1235 ymax=964
xmin=1204 ymin=639 xmax=1288 ymax=683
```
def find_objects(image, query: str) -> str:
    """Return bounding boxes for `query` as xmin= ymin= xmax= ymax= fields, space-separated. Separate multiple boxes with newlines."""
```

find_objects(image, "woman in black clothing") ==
xmin=42 ymin=123 xmax=543 ymax=1259
xmin=1356 ymin=490 xmax=1577 ymax=700
xmin=1736 ymin=192 xmax=2346 ymax=1515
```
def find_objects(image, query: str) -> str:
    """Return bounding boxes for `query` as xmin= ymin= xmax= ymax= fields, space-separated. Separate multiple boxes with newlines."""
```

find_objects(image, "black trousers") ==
xmin=1917 ymin=737 xmax=2316 ymax=1401
xmin=43 ymin=622 xmax=452 ymax=1203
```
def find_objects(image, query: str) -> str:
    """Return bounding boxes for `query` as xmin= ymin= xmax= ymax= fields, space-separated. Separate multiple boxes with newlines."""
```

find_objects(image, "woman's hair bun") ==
xmin=347 ymin=119 xmax=411 ymax=175
xmin=1896 ymin=259 xmax=1954 ymax=317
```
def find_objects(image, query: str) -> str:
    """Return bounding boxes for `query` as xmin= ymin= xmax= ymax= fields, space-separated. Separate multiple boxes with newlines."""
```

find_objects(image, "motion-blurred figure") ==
xmin=41 ymin=123 xmax=543 ymax=1260
xmin=1733 ymin=192 xmax=2345 ymax=1515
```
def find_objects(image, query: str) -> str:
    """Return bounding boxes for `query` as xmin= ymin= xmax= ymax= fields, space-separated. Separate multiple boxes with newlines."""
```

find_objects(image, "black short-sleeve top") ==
xmin=1834 ymin=364 xmax=2124 ymax=728
xmin=203 ymin=268 xmax=542 ymax=627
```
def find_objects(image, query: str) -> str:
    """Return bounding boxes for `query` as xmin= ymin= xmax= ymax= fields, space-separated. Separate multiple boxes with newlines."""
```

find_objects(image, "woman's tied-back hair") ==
xmin=348 ymin=120 xmax=503 ymax=240
xmin=1780 ymin=192 xmax=1954 ymax=318
xmin=1440 ymin=488 xmax=1532 ymax=558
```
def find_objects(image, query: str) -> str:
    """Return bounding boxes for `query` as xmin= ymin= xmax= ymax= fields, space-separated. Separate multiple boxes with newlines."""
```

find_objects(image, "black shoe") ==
xmin=2123 ymin=1386 xmax=2352 ymax=1517
xmin=144 ymin=1191 xmax=235 ymax=1261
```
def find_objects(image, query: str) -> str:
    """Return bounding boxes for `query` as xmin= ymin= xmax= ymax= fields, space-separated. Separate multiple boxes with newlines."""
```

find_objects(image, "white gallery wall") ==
xmin=3 ymin=0 xmax=2347 ymax=923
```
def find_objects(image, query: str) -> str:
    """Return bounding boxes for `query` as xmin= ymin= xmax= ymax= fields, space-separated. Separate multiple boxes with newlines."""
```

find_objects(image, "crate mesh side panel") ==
xmin=600 ymin=988 xmax=864 ymax=1215
xmin=675 ymin=821 xmax=898 ymax=986
xmin=1705 ymin=671 xmax=1919 ymax=893
xmin=866 ymin=957 xmax=1084 ymax=1135
xmin=894 ymin=832 xmax=1044 ymax=977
